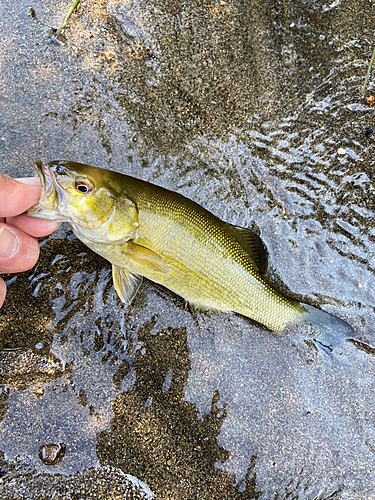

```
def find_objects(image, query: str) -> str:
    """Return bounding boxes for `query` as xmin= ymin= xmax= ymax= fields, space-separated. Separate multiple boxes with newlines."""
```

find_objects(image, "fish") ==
xmin=27 ymin=160 xmax=353 ymax=339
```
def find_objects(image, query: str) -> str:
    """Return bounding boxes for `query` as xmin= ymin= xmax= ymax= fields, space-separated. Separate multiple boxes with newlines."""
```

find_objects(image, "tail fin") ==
xmin=299 ymin=304 xmax=354 ymax=353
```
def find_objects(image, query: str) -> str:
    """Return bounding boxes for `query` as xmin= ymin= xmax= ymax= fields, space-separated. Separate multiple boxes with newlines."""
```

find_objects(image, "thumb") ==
xmin=0 ymin=278 xmax=5 ymax=308
xmin=0 ymin=224 xmax=40 ymax=273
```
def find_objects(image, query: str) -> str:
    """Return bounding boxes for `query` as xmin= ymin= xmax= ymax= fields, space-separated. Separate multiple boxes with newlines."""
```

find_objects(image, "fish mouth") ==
xmin=26 ymin=162 xmax=69 ymax=221
xmin=34 ymin=161 xmax=54 ymax=201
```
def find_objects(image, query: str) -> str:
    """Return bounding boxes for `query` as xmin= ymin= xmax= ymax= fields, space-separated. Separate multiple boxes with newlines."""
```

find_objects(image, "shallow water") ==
xmin=0 ymin=0 xmax=375 ymax=498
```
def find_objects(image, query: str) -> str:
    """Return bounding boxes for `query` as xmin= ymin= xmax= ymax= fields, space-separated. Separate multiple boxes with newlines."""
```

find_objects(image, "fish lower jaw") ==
xmin=26 ymin=205 xmax=69 ymax=222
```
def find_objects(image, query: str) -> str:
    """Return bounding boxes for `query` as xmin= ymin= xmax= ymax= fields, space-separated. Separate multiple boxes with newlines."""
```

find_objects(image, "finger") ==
xmin=0 ymin=278 xmax=5 ymax=308
xmin=0 ymin=224 xmax=40 ymax=273
xmin=6 ymin=215 xmax=60 ymax=238
xmin=0 ymin=174 xmax=42 ymax=217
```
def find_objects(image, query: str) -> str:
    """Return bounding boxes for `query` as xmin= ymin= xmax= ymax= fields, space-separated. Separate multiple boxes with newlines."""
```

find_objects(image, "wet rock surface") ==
xmin=0 ymin=0 xmax=375 ymax=499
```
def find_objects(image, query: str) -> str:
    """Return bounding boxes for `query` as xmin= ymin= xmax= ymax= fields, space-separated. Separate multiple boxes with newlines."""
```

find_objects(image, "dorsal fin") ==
xmin=225 ymin=223 xmax=268 ymax=275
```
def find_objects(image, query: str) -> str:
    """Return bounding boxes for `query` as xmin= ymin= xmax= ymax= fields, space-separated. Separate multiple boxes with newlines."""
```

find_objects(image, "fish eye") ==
xmin=74 ymin=178 xmax=94 ymax=194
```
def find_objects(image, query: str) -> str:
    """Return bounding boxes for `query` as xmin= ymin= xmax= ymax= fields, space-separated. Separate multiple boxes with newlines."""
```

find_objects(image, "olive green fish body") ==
xmin=63 ymin=169 xmax=304 ymax=331
xmin=28 ymin=161 xmax=351 ymax=334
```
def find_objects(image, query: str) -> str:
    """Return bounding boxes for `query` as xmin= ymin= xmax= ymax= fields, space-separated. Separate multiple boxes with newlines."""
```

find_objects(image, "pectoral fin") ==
xmin=123 ymin=241 xmax=169 ymax=273
xmin=112 ymin=265 xmax=143 ymax=304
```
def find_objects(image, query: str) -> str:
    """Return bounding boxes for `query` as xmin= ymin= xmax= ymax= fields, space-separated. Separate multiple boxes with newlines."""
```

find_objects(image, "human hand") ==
xmin=0 ymin=174 xmax=60 ymax=308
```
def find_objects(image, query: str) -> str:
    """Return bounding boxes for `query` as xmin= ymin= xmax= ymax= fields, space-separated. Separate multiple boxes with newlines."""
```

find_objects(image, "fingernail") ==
xmin=15 ymin=177 xmax=41 ymax=185
xmin=0 ymin=227 xmax=19 ymax=257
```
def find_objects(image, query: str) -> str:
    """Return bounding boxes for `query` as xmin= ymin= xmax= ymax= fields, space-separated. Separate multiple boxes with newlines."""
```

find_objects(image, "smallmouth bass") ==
xmin=27 ymin=161 xmax=352 ymax=336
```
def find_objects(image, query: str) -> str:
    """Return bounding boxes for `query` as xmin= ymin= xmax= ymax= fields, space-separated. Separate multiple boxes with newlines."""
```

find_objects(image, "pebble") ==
xmin=38 ymin=443 xmax=66 ymax=465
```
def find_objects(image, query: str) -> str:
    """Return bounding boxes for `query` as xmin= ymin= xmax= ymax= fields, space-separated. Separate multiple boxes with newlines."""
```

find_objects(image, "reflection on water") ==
xmin=0 ymin=0 xmax=375 ymax=498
